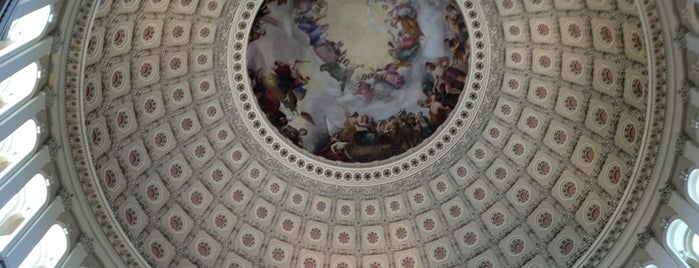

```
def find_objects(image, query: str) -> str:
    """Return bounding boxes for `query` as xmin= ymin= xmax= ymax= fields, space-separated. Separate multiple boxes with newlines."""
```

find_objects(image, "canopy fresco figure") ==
xmin=247 ymin=0 xmax=470 ymax=162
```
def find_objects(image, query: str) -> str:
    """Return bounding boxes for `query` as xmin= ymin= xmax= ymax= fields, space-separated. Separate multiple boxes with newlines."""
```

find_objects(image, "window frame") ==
xmin=0 ymin=172 xmax=48 ymax=253
xmin=666 ymin=219 xmax=699 ymax=267
xmin=17 ymin=223 xmax=68 ymax=268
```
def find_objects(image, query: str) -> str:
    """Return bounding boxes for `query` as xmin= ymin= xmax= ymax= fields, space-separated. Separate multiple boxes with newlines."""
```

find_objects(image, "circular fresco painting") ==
xmin=248 ymin=0 xmax=470 ymax=163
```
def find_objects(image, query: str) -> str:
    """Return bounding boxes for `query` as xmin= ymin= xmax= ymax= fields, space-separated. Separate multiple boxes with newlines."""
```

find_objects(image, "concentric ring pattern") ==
xmin=230 ymin=0 xmax=492 ymax=186
xmin=64 ymin=0 xmax=665 ymax=267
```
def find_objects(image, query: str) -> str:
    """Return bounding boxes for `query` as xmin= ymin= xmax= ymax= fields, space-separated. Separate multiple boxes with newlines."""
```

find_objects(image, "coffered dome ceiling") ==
xmin=61 ymin=0 xmax=671 ymax=267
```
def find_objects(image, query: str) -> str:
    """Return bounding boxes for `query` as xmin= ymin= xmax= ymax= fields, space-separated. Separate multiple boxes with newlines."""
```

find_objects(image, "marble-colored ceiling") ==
xmin=60 ymin=0 xmax=670 ymax=267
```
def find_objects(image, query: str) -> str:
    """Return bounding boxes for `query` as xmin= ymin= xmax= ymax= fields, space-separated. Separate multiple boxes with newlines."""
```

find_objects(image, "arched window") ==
xmin=0 ymin=119 xmax=38 ymax=180
xmin=0 ymin=173 xmax=48 ymax=251
xmin=0 ymin=62 xmax=39 ymax=118
xmin=688 ymin=169 xmax=699 ymax=207
xmin=0 ymin=5 xmax=51 ymax=57
xmin=666 ymin=219 xmax=699 ymax=267
xmin=18 ymin=224 xmax=68 ymax=268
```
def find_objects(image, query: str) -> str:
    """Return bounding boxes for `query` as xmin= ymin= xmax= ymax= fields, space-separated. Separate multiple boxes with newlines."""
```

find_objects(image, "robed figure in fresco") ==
xmin=247 ymin=0 xmax=471 ymax=163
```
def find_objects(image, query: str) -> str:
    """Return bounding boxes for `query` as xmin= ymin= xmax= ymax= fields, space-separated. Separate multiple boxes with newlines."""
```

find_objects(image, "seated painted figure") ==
xmin=354 ymin=115 xmax=380 ymax=146
xmin=247 ymin=0 xmax=471 ymax=163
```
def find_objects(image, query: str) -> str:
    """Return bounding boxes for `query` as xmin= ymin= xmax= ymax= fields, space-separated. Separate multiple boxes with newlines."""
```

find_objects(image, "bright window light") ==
xmin=689 ymin=169 xmax=699 ymax=207
xmin=0 ymin=5 xmax=51 ymax=57
xmin=693 ymin=234 xmax=699 ymax=261
xmin=18 ymin=224 xmax=68 ymax=268
xmin=666 ymin=219 xmax=699 ymax=268
xmin=0 ymin=119 xmax=38 ymax=181
xmin=0 ymin=62 xmax=39 ymax=118
xmin=0 ymin=174 xmax=48 ymax=251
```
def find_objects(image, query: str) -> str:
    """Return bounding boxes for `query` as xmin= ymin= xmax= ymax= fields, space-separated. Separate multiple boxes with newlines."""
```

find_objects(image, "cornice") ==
xmin=57 ymin=0 xmax=149 ymax=266
xmin=577 ymin=0 xmax=680 ymax=266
